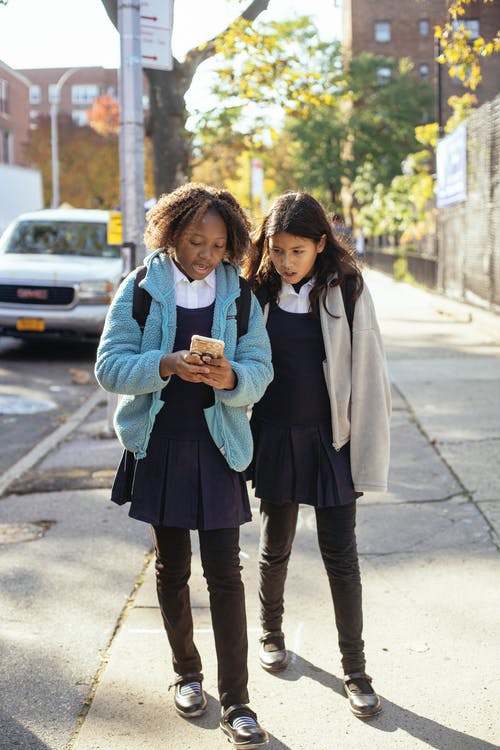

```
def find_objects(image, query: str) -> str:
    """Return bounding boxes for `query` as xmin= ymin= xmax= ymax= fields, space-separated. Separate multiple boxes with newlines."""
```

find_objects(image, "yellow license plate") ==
xmin=16 ymin=318 xmax=46 ymax=332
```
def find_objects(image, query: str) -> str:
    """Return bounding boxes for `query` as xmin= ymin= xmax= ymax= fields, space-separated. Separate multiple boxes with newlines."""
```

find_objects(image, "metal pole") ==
xmin=105 ymin=2 xmax=145 ymax=437
xmin=118 ymin=0 xmax=145 ymax=261
xmin=434 ymin=37 xmax=444 ymax=138
xmin=50 ymin=68 xmax=78 ymax=208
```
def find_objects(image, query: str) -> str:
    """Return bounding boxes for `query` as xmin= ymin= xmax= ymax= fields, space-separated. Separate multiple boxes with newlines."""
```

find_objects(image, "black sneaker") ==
xmin=343 ymin=672 xmax=381 ymax=718
xmin=220 ymin=704 xmax=269 ymax=748
xmin=259 ymin=630 xmax=288 ymax=672
xmin=171 ymin=673 xmax=207 ymax=718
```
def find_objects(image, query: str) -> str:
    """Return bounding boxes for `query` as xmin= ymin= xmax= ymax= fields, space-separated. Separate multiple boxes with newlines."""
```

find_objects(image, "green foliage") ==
xmin=192 ymin=16 xmax=433 ymax=208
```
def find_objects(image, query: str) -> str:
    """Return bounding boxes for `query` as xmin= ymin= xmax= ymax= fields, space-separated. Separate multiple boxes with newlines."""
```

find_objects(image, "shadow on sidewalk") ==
xmin=0 ymin=710 xmax=52 ymax=750
xmin=270 ymin=653 xmax=498 ymax=750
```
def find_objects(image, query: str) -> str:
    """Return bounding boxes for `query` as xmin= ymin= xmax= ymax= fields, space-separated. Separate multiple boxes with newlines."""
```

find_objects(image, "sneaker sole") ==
xmin=259 ymin=652 xmax=289 ymax=673
xmin=220 ymin=727 xmax=269 ymax=748
xmin=175 ymin=700 xmax=208 ymax=719
xmin=348 ymin=702 xmax=382 ymax=719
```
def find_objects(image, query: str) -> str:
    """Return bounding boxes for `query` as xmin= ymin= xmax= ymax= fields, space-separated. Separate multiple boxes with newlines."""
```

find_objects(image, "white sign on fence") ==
xmin=436 ymin=123 xmax=467 ymax=208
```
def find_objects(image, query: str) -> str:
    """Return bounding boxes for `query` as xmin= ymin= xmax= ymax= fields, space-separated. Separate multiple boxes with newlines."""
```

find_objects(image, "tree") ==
xmin=195 ymin=21 xmax=433 ymax=209
xmin=24 ymin=115 xmax=120 ymax=208
xmin=87 ymin=93 xmax=120 ymax=136
xmin=101 ymin=0 xmax=270 ymax=196
xmin=435 ymin=0 xmax=500 ymax=90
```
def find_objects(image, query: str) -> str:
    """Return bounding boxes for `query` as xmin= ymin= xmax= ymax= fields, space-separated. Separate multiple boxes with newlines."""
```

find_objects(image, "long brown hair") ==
xmin=243 ymin=192 xmax=363 ymax=316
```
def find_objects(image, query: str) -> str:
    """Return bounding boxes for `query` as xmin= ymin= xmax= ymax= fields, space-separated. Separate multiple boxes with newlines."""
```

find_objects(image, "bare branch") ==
xmin=184 ymin=0 xmax=270 ymax=73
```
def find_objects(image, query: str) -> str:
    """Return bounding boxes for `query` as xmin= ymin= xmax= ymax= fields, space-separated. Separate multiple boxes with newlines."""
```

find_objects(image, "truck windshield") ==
xmin=0 ymin=220 xmax=121 ymax=258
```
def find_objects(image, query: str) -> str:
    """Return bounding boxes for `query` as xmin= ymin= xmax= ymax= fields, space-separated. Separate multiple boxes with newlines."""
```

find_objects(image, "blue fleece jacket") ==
xmin=95 ymin=250 xmax=273 ymax=471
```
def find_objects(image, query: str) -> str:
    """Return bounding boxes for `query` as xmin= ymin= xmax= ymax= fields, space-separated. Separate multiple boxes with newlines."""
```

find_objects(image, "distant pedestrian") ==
xmin=244 ymin=191 xmax=391 ymax=718
xmin=95 ymin=183 xmax=272 ymax=747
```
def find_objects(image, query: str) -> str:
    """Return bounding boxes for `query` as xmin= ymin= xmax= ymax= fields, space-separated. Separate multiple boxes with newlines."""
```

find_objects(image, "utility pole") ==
xmin=50 ymin=68 xmax=78 ymax=208
xmin=434 ymin=36 xmax=444 ymax=139
xmin=104 ymin=2 xmax=145 ymax=438
xmin=118 ymin=0 xmax=145 ymax=262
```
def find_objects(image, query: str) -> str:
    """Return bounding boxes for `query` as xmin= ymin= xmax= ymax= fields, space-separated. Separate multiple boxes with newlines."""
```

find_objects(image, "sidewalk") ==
xmin=1 ymin=269 xmax=499 ymax=750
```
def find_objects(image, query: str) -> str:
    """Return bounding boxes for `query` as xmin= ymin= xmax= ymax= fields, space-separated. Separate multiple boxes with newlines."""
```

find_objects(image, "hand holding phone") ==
xmin=190 ymin=334 xmax=225 ymax=360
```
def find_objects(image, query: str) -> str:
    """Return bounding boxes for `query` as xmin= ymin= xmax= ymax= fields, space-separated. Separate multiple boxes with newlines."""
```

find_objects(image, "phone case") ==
xmin=190 ymin=334 xmax=225 ymax=359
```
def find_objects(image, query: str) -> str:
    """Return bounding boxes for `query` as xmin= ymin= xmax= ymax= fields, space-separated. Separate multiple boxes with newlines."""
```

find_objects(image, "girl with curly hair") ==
xmin=244 ymin=191 xmax=391 ymax=719
xmin=96 ymin=183 xmax=272 ymax=747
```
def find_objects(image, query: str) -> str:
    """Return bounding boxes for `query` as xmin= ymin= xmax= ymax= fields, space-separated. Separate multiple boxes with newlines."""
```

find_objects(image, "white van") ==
xmin=0 ymin=208 xmax=123 ymax=342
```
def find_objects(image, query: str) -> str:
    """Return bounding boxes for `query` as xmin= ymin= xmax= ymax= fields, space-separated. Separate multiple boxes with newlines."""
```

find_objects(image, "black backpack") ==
xmin=131 ymin=265 xmax=252 ymax=339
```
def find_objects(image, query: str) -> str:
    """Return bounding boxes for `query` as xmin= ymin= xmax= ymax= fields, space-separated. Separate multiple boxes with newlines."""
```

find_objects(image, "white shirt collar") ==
xmin=170 ymin=256 xmax=216 ymax=290
xmin=169 ymin=256 xmax=216 ymax=308
xmin=278 ymin=277 xmax=315 ymax=314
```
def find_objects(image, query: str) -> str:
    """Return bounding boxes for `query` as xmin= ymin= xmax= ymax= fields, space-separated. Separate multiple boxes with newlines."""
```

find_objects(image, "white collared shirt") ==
xmin=278 ymin=277 xmax=314 ymax=314
xmin=170 ymin=257 xmax=216 ymax=308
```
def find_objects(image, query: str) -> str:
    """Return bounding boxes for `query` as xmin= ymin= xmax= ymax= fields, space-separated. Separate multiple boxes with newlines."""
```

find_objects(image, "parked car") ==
xmin=0 ymin=208 xmax=124 ymax=342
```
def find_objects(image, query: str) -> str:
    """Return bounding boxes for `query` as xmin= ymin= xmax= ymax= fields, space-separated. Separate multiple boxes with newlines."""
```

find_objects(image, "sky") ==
xmin=0 ymin=0 xmax=341 ymax=70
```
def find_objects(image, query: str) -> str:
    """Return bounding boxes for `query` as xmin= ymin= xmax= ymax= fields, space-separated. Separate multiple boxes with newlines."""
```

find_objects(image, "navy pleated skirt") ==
xmin=110 ymin=303 xmax=251 ymax=531
xmin=247 ymin=416 xmax=359 ymax=507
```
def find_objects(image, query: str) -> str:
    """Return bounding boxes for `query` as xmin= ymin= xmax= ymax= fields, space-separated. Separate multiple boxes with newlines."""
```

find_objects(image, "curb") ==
xmin=0 ymin=388 xmax=106 ymax=499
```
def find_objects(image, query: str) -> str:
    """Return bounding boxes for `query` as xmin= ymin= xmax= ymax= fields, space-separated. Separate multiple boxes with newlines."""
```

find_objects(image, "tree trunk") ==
xmin=144 ymin=64 xmax=193 ymax=195
xmin=101 ymin=0 xmax=270 ymax=196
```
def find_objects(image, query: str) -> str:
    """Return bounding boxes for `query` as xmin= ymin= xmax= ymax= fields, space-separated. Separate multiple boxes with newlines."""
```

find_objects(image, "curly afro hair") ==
xmin=144 ymin=183 xmax=252 ymax=266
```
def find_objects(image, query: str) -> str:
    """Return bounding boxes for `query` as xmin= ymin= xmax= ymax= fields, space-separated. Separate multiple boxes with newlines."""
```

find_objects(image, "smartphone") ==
xmin=190 ymin=334 xmax=225 ymax=360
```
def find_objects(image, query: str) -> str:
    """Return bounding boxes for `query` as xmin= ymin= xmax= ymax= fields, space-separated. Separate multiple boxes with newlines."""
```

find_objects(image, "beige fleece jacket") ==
xmin=264 ymin=279 xmax=391 ymax=493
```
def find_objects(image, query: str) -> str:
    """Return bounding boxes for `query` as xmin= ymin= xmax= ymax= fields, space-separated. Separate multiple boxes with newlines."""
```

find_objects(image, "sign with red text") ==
xmin=140 ymin=0 xmax=173 ymax=71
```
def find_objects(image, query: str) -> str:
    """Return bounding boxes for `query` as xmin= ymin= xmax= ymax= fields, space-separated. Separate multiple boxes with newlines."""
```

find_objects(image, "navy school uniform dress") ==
xmin=248 ymin=302 xmax=359 ymax=507
xmin=250 ymin=291 xmax=366 ymax=675
xmin=111 ymin=302 xmax=251 ymax=529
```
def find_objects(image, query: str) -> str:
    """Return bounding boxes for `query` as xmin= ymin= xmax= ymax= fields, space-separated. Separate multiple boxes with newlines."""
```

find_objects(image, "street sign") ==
xmin=107 ymin=211 xmax=123 ymax=245
xmin=140 ymin=0 xmax=174 ymax=71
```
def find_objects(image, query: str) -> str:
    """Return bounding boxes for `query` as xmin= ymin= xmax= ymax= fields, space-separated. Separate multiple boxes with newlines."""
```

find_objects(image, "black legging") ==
xmin=152 ymin=525 xmax=249 ymax=709
xmin=258 ymin=500 xmax=365 ymax=674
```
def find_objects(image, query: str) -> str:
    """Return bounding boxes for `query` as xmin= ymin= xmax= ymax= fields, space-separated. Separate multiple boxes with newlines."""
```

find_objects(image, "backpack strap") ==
xmin=132 ymin=265 xmax=151 ymax=332
xmin=341 ymin=275 xmax=357 ymax=340
xmin=132 ymin=266 xmax=251 ymax=340
xmin=235 ymin=276 xmax=251 ymax=339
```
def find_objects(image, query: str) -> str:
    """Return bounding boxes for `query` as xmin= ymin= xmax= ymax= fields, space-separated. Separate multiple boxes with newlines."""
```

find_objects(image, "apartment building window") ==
xmin=452 ymin=19 xmax=480 ymax=39
xmin=72 ymin=110 xmax=88 ymax=126
xmin=377 ymin=67 xmax=392 ymax=85
xmin=1 ymin=129 xmax=11 ymax=163
xmin=71 ymin=84 xmax=99 ymax=105
xmin=48 ymin=84 xmax=58 ymax=103
xmin=419 ymin=64 xmax=430 ymax=77
xmin=374 ymin=21 xmax=391 ymax=43
xmin=29 ymin=85 xmax=41 ymax=104
xmin=0 ymin=80 xmax=9 ymax=116
xmin=419 ymin=19 xmax=430 ymax=36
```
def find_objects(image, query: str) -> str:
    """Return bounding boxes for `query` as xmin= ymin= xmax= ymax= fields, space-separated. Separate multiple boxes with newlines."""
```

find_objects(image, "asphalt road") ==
xmin=0 ymin=337 xmax=98 ymax=475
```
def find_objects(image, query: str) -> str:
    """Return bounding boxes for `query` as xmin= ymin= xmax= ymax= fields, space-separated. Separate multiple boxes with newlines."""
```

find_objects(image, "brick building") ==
xmin=0 ymin=61 xmax=30 ymax=165
xmin=19 ymin=67 xmax=120 ymax=126
xmin=342 ymin=0 xmax=500 ymax=120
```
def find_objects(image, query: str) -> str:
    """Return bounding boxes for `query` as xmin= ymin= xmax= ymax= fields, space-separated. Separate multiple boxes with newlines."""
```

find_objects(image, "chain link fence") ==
xmin=438 ymin=94 xmax=500 ymax=311
xmin=363 ymin=95 xmax=499 ymax=313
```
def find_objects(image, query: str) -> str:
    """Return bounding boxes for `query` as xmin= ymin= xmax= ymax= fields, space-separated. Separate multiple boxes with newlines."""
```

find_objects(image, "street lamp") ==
xmin=50 ymin=68 xmax=78 ymax=208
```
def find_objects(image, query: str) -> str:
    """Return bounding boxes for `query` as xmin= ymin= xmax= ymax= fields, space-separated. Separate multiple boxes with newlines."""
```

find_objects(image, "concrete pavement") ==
xmin=0 ymin=269 xmax=499 ymax=750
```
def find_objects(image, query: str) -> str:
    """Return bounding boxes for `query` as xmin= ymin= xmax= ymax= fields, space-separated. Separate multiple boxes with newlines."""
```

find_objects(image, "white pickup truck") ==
xmin=0 ymin=208 xmax=124 ymax=342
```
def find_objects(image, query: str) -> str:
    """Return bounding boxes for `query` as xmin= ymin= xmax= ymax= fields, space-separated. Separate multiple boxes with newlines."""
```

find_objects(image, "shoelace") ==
xmin=179 ymin=681 xmax=202 ymax=697
xmin=231 ymin=715 xmax=258 ymax=731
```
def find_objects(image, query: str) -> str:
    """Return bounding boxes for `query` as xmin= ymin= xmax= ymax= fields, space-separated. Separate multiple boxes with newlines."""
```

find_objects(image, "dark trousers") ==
xmin=152 ymin=525 xmax=249 ymax=709
xmin=258 ymin=500 xmax=365 ymax=674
